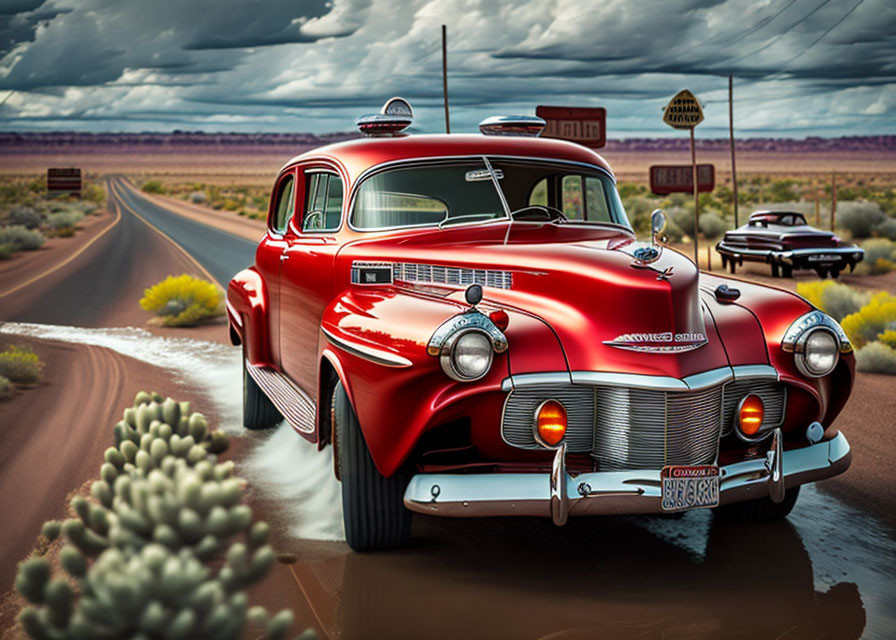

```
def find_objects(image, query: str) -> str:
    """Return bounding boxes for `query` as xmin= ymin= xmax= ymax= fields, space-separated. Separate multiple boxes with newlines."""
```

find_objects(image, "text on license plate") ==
xmin=807 ymin=254 xmax=840 ymax=262
xmin=661 ymin=465 xmax=720 ymax=511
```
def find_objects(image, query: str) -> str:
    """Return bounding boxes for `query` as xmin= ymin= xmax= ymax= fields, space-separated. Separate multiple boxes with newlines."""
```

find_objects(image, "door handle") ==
xmin=280 ymin=253 xmax=290 ymax=262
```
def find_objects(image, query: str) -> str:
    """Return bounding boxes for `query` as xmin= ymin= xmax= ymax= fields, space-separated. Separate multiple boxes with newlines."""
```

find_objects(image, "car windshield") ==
xmin=351 ymin=157 xmax=630 ymax=230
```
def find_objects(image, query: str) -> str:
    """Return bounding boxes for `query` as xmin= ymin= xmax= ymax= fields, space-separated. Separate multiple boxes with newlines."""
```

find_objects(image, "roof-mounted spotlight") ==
xmin=357 ymin=97 xmax=414 ymax=137
xmin=479 ymin=115 xmax=546 ymax=137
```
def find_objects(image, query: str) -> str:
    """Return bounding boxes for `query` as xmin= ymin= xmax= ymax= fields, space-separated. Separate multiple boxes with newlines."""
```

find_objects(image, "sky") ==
xmin=0 ymin=0 xmax=894 ymax=137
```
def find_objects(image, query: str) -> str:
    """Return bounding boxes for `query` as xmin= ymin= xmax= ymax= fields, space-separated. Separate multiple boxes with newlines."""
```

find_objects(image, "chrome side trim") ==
xmin=731 ymin=364 xmax=779 ymax=380
xmin=246 ymin=365 xmax=315 ymax=433
xmin=321 ymin=327 xmax=413 ymax=368
xmin=404 ymin=432 xmax=851 ymax=519
xmin=394 ymin=262 xmax=513 ymax=290
xmin=682 ymin=366 xmax=733 ymax=390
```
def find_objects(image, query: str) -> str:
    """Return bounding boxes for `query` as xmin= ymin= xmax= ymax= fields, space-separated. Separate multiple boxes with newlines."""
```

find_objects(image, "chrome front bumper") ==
xmin=403 ymin=430 xmax=851 ymax=525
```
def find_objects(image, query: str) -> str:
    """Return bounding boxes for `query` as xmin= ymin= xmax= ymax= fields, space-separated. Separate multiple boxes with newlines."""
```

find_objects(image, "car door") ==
xmin=278 ymin=165 xmax=345 ymax=399
xmin=254 ymin=169 xmax=295 ymax=367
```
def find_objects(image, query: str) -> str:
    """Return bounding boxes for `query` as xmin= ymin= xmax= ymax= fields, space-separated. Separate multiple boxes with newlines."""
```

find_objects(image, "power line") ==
xmin=775 ymin=0 xmax=866 ymax=69
xmin=719 ymin=0 xmax=836 ymax=66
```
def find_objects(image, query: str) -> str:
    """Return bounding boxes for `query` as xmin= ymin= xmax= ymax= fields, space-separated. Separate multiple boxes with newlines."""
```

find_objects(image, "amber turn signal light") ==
xmin=737 ymin=394 xmax=764 ymax=437
xmin=535 ymin=400 xmax=567 ymax=447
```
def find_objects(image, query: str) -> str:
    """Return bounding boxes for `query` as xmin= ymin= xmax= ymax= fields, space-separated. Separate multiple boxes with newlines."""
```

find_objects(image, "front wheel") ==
xmin=242 ymin=347 xmax=281 ymax=430
xmin=334 ymin=382 xmax=412 ymax=551
xmin=714 ymin=486 xmax=800 ymax=522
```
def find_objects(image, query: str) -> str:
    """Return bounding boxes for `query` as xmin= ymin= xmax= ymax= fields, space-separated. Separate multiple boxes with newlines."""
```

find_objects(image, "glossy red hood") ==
xmin=342 ymin=224 xmax=751 ymax=379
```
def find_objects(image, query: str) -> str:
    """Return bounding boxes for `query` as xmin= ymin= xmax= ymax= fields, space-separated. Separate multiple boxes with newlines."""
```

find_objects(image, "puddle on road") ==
xmin=3 ymin=322 xmax=894 ymax=638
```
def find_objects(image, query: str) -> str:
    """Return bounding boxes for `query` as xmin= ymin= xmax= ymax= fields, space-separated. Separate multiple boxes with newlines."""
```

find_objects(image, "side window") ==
xmin=529 ymin=178 xmax=548 ymax=207
xmin=302 ymin=172 xmax=343 ymax=232
xmin=271 ymin=174 xmax=295 ymax=233
xmin=584 ymin=176 xmax=611 ymax=222
xmin=561 ymin=175 xmax=583 ymax=220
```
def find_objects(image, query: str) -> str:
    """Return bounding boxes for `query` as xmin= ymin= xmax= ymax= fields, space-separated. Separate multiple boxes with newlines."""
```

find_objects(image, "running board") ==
xmin=246 ymin=365 xmax=316 ymax=434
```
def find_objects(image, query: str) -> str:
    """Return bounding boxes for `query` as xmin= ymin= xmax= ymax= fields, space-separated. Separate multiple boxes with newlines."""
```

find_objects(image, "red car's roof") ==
xmin=283 ymin=134 xmax=614 ymax=183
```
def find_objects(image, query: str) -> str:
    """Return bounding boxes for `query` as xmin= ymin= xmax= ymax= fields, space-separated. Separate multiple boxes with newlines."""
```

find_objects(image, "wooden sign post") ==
xmin=662 ymin=90 xmax=704 ymax=266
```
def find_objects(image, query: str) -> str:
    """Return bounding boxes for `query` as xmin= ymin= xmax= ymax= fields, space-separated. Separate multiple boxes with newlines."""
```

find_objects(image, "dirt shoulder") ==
xmin=130 ymin=185 xmax=267 ymax=244
xmin=0 ymin=334 xmax=221 ymax=599
xmin=0 ymin=207 xmax=118 ymax=301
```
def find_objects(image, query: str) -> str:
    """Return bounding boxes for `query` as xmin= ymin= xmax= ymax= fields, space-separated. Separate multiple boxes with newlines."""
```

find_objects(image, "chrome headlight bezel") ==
xmin=440 ymin=328 xmax=494 ymax=381
xmin=782 ymin=311 xmax=849 ymax=378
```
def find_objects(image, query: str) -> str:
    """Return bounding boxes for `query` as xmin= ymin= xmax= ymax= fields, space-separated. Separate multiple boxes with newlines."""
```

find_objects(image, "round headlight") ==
xmin=441 ymin=330 xmax=493 ymax=381
xmin=797 ymin=328 xmax=839 ymax=377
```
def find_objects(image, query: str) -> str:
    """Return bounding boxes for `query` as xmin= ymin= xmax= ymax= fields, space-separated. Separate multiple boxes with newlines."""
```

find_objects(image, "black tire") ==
xmin=334 ymin=382 xmax=412 ymax=551
xmin=815 ymin=267 xmax=828 ymax=279
xmin=728 ymin=259 xmax=736 ymax=274
xmin=770 ymin=262 xmax=780 ymax=278
xmin=714 ymin=486 xmax=800 ymax=522
xmin=830 ymin=267 xmax=841 ymax=279
xmin=782 ymin=264 xmax=793 ymax=278
xmin=242 ymin=347 xmax=281 ymax=430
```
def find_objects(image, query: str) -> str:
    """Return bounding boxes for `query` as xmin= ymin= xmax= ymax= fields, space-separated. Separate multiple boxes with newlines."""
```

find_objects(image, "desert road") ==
xmin=2 ymin=180 xmax=896 ymax=639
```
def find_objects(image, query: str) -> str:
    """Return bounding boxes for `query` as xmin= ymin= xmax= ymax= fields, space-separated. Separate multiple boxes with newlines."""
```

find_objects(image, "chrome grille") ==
xmin=593 ymin=386 xmax=723 ymax=470
xmin=502 ymin=385 xmax=594 ymax=452
xmin=393 ymin=262 xmax=512 ymax=289
xmin=501 ymin=377 xmax=786 ymax=470
xmin=721 ymin=380 xmax=786 ymax=436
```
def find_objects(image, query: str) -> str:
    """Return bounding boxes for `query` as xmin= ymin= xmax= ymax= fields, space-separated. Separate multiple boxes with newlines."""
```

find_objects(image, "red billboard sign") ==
xmin=649 ymin=164 xmax=715 ymax=195
xmin=47 ymin=168 xmax=82 ymax=193
xmin=535 ymin=106 xmax=606 ymax=148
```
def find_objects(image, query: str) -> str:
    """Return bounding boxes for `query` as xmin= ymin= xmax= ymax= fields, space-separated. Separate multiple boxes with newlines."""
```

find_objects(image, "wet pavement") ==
xmin=4 ymin=323 xmax=894 ymax=639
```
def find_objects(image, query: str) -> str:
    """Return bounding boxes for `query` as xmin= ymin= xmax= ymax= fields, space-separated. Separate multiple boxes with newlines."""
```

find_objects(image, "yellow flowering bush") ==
xmin=879 ymin=329 xmax=896 ymax=350
xmin=795 ymin=281 xmax=869 ymax=322
xmin=0 ymin=345 xmax=44 ymax=383
xmin=840 ymin=292 xmax=896 ymax=349
xmin=139 ymin=274 xmax=223 ymax=327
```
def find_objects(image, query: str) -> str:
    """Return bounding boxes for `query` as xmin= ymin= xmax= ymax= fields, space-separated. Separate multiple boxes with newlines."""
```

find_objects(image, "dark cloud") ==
xmin=0 ymin=0 xmax=893 ymax=136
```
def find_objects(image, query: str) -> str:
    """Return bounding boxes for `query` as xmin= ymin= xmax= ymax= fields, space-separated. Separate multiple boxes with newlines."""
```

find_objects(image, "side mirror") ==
xmin=650 ymin=209 xmax=667 ymax=236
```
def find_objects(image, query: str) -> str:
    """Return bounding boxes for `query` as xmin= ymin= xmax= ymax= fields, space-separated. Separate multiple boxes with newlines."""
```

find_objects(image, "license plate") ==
xmin=661 ymin=465 xmax=719 ymax=511
xmin=807 ymin=254 xmax=840 ymax=262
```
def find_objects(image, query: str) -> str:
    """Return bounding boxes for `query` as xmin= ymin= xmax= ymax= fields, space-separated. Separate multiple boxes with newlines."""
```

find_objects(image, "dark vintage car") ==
xmin=716 ymin=210 xmax=864 ymax=278
xmin=227 ymin=99 xmax=855 ymax=551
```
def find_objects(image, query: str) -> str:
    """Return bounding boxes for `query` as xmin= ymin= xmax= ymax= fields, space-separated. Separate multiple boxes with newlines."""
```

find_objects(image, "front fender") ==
xmin=226 ymin=267 xmax=272 ymax=366
xmin=320 ymin=287 xmax=566 ymax=477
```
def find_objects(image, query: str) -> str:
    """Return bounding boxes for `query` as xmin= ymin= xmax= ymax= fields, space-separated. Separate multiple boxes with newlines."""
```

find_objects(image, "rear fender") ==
xmin=226 ymin=267 xmax=272 ymax=366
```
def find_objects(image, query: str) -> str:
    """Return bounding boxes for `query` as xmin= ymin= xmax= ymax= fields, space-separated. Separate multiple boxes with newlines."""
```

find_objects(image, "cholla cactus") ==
xmin=16 ymin=391 xmax=300 ymax=640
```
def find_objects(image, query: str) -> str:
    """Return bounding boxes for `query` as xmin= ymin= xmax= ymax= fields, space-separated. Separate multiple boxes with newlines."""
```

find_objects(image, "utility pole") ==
xmin=442 ymin=25 xmax=450 ymax=134
xmin=831 ymin=171 xmax=837 ymax=231
xmin=728 ymin=76 xmax=739 ymax=228
xmin=690 ymin=126 xmax=699 ymax=265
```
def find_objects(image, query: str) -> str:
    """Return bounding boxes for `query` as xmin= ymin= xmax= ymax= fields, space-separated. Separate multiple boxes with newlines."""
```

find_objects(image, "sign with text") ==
xmin=535 ymin=106 xmax=606 ymax=148
xmin=47 ymin=168 xmax=82 ymax=193
xmin=649 ymin=164 xmax=715 ymax=195
xmin=662 ymin=90 xmax=704 ymax=130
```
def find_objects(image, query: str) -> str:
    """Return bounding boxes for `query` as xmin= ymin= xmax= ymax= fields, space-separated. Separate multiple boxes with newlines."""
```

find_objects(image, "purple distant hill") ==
xmin=0 ymin=132 xmax=893 ymax=153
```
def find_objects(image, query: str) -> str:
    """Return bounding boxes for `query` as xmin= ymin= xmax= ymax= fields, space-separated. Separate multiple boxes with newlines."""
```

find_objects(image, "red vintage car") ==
xmin=227 ymin=100 xmax=854 ymax=551
xmin=716 ymin=210 xmax=864 ymax=278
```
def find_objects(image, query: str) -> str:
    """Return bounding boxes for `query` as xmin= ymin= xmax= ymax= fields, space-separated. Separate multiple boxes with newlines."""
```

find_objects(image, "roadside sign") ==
xmin=47 ymin=168 xmax=82 ymax=193
xmin=650 ymin=164 xmax=715 ymax=195
xmin=662 ymin=90 xmax=703 ymax=129
xmin=536 ymin=106 xmax=606 ymax=148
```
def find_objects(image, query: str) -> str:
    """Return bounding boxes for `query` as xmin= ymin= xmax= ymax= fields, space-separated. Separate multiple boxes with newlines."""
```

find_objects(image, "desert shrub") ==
xmin=699 ymin=211 xmax=728 ymax=240
xmin=879 ymin=329 xmax=896 ymax=350
xmin=840 ymin=292 xmax=896 ymax=348
xmin=873 ymin=218 xmax=896 ymax=241
xmin=855 ymin=342 xmax=896 ymax=375
xmin=4 ymin=205 xmax=44 ymax=229
xmin=190 ymin=190 xmax=208 ymax=204
xmin=47 ymin=210 xmax=85 ymax=232
xmin=140 ymin=274 xmax=224 ymax=327
xmin=836 ymin=201 xmax=886 ymax=239
xmin=856 ymin=238 xmax=896 ymax=275
xmin=0 ymin=345 xmax=44 ymax=383
xmin=141 ymin=180 xmax=166 ymax=195
xmin=0 ymin=375 xmax=12 ymax=399
xmin=796 ymin=281 xmax=870 ymax=322
xmin=81 ymin=182 xmax=106 ymax=204
xmin=15 ymin=392 xmax=299 ymax=640
xmin=0 ymin=243 xmax=15 ymax=259
xmin=0 ymin=225 xmax=45 ymax=250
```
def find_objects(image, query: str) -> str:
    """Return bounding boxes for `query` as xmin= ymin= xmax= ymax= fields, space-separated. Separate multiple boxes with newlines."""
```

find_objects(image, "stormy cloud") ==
xmin=0 ymin=0 xmax=893 ymax=136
